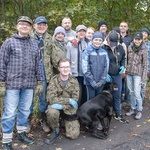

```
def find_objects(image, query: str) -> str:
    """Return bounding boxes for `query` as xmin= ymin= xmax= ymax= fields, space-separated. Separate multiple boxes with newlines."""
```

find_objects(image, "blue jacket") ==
xmin=82 ymin=44 xmax=109 ymax=86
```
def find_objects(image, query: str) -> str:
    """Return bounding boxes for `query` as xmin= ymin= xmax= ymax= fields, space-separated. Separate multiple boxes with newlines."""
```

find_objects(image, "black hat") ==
xmin=98 ymin=20 xmax=107 ymax=29
xmin=112 ymin=27 xmax=120 ymax=34
xmin=133 ymin=32 xmax=143 ymax=39
xmin=140 ymin=28 xmax=150 ymax=36
xmin=109 ymin=32 xmax=118 ymax=47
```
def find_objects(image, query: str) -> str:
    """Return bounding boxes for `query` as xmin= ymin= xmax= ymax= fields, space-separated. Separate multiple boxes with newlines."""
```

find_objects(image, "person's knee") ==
xmin=65 ymin=120 xmax=80 ymax=139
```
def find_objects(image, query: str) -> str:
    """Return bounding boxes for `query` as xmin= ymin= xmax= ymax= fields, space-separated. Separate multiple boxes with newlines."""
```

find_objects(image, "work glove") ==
xmin=35 ymin=81 xmax=43 ymax=95
xmin=69 ymin=99 xmax=78 ymax=108
xmin=0 ymin=82 xmax=6 ymax=97
xmin=93 ymin=80 xmax=103 ymax=90
xmin=106 ymin=74 xmax=112 ymax=82
xmin=51 ymin=104 xmax=63 ymax=110
xmin=119 ymin=66 xmax=125 ymax=74
xmin=71 ymin=39 xmax=78 ymax=47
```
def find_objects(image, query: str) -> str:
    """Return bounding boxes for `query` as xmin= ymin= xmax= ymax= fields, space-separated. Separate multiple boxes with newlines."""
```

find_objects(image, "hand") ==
xmin=51 ymin=104 xmax=63 ymax=110
xmin=106 ymin=74 xmax=112 ymax=82
xmin=35 ymin=81 xmax=43 ymax=95
xmin=0 ymin=82 xmax=6 ymax=97
xmin=93 ymin=81 xmax=103 ymax=90
xmin=71 ymin=39 xmax=78 ymax=47
xmin=119 ymin=66 xmax=125 ymax=74
xmin=69 ymin=99 xmax=78 ymax=108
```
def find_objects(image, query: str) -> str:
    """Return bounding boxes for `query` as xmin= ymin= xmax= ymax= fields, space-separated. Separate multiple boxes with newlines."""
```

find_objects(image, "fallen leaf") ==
xmin=21 ymin=144 xmax=27 ymax=148
xmin=114 ymin=126 xmax=117 ymax=128
xmin=56 ymin=148 xmax=62 ymax=150
xmin=136 ymin=125 xmax=141 ymax=127
xmin=13 ymin=143 xmax=18 ymax=146
xmin=145 ymin=145 xmax=150 ymax=148
xmin=147 ymin=119 xmax=150 ymax=122
xmin=128 ymin=133 xmax=139 ymax=137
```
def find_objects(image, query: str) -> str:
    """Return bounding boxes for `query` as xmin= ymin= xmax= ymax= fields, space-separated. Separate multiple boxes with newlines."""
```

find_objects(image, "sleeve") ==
xmin=120 ymin=45 xmax=126 ymax=67
xmin=0 ymin=39 xmax=10 ymax=81
xmin=82 ymin=49 xmax=96 ymax=87
xmin=66 ymin=42 xmax=71 ymax=59
xmin=142 ymin=49 xmax=148 ymax=83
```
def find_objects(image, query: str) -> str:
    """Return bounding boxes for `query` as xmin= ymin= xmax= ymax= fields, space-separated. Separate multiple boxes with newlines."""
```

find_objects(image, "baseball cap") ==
xmin=76 ymin=25 xmax=87 ymax=32
xmin=109 ymin=32 xmax=119 ymax=47
xmin=34 ymin=16 xmax=48 ymax=24
xmin=133 ymin=32 xmax=143 ymax=39
xmin=17 ymin=16 xmax=33 ymax=25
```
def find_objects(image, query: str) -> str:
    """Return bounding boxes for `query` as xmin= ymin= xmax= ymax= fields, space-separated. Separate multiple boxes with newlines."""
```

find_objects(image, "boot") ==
xmin=45 ymin=128 xmax=60 ymax=145
xmin=18 ymin=132 xmax=34 ymax=145
xmin=2 ymin=142 xmax=13 ymax=150
xmin=41 ymin=112 xmax=50 ymax=133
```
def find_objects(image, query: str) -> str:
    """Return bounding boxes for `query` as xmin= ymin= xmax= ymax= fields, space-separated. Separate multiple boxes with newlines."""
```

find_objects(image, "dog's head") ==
xmin=102 ymin=82 xmax=118 ymax=93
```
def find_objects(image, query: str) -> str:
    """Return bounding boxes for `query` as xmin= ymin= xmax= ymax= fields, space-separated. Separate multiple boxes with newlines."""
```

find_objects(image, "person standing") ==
xmin=86 ymin=27 xmax=95 ymax=42
xmin=140 ymin=28 xmax=150 ymax=100
xmin=98 ymin=20 xmax=108 ymax=38
xmin=103 ymin=31 xmax=127 ymax=123
xmin=29 ymin=16 xmax=53 ymax=133
xmin=82 ymin=31 xmax=109 ymax=100
xmin=0 ymin=16 xmax=43 ymax=150
xmin=51 ymin=26 xmax=67 ymax=75
xmin=45 ymin=58 xmax=80 ymax=144
xmin=61 ymin=17 xmax=76 ymax=42
xmin=66 ymin=25 xmax=89 ymax=106
xmin=125 ymin=32 xmax=148 ymax=119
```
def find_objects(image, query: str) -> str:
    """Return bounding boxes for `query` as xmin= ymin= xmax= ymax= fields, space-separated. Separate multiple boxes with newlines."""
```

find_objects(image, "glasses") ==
xmin=59 ymin=66 xmax=70 ymax=69
xmin=18 ymin=22 xmax=31 ymax=27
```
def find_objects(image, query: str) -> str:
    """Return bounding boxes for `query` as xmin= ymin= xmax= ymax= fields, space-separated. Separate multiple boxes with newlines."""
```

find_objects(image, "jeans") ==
xmin=86 ymin=84 xmax=104 ymax=100
xmin=2 ymin=89 xmax=33 ymax=134
xmin=126 ymin=75 xmax=143 ymax=111
xmin=111 ymin=74 xmax=122 ymax=116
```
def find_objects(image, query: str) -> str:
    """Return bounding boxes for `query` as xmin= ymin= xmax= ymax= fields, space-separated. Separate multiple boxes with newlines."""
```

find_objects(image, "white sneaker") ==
xmin=126 ymin=109 xmax=135 ymax=116
xmin=135 ymin=112 xmax=142 ymax=120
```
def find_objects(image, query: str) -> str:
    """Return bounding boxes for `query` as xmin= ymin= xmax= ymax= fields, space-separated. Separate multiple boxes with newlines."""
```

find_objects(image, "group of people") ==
xmin=0 ymin=15 xmax=149 ymax=150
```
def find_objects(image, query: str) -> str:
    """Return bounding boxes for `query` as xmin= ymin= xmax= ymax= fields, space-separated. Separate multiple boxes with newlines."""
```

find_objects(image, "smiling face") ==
xmin=77 ymin=29 xmax=86 ymax=40
xmin=99 ymin=25 xmax=107 ymax=34
xmin=133 ymin=38 xmax=143 ymax=47
xmin=92 ymin=38 xmax=103 ymax=48
xmin=55 ymin=33 xmax=65 ymax=41
xmin=119 ymin=22 xmax=128 ymax=34
xmin=58 ymin=61 xmax=71 ymax=76
xmin=16 ymin=21 xmax=32 ymax=36
xmin=33 ymin=22 xmax=48 ymax=36
xmin=86 ymin=28 xmax=95 ymax=41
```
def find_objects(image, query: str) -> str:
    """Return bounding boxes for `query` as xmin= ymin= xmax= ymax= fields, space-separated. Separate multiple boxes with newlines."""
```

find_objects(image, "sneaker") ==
xmin=45 ymin=128 xmax=60 ymax=145
xmin=114 ymin=115 xmax=127 ymax=123
xmin=126 ymin=109 xmax=135 ymax=116
xmin=18 ymin=132 xmax=34 ymax=145
xmin=135 ymin=112 xmax=142 ymax=120
xmin=40 ymin=119 xmax=50 ymax=133
xmin=2 ymin=142 xmax=13 ymax=150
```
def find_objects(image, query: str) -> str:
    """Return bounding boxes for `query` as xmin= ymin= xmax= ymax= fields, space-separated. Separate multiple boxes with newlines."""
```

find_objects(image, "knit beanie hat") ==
xmin=92 ymin=31 xmax=104 ymax=41
xmin=140 ymin=28 xmax=150 ymax=36
xmin=98 ymin=20 xmax=107 ymax=29
xmin=54 ymin=26 xmax=66 ymax=37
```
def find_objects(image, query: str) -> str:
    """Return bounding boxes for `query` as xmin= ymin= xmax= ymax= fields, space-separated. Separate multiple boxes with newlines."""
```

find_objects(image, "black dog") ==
xmin=61 ymin=82 xmax=118 ymax=139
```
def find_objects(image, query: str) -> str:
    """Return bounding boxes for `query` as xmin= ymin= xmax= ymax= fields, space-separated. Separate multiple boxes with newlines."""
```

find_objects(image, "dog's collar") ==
xmin=102 ymin=90 xmax=110 ymax=94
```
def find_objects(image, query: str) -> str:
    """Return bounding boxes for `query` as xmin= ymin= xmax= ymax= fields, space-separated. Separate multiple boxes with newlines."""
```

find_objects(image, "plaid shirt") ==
xmin=0 ymin=33 xmax=43 ymax=89
xmin=126 ymin=43 xmax=148 ymax=83
xmin=145 ymin=40 xmax=150 ymax=72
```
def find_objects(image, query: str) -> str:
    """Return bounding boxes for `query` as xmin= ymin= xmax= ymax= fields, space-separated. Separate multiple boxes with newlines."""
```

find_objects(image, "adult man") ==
xmin=98 ymin=20 xmax=108 ymax=38
xmin=61 ymin=17 xmax=76 ymax=42
xmin=29 ymin=16 xmax=53 ymax=133
xmin=45 ymin=58 xmax=80 ymax=144
xmin=119 ymin=21 xmax=132 ymax=103
xmin=0 ymin=16 xmax=43 ymax=150
xmin=66 ymin=25 xmax=89 ymax=106
xmin=140 ymin=28 xmax=150 ymax=100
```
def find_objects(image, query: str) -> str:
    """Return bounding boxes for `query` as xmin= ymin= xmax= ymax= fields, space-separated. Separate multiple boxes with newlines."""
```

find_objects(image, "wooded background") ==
xmin=0 ymin=0 xmax=150 ymax=44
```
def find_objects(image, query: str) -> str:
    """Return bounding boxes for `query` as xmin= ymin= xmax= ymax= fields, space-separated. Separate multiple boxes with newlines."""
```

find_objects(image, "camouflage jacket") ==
xmin=51 ymin=38 xmax=67 ymax=75
xmin=30 ymin=31 xmax=53 ymax=82
xmin=47 ymin=74 xmax=79 ymax=114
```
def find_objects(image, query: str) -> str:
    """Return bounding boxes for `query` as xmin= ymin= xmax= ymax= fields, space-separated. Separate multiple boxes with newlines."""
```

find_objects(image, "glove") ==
xmin=51 ymin=104 xmax=63 ymax=110
xmin=35 ymin=81 xmax=43 ymax=95
xmin=71 ymin=39 xmax=78 ymax=47
xmin=119 ymin=66 xmax=125 ymax=74
xmin=93 ymin=80 xmax=103 ymax=90
xmin=69 ymin=99 xmax=78 ymax=108
xmin=0 ymin=82 xmax=6 ymax=97
xmin=106 ymin=74 xmax=112 ymax=82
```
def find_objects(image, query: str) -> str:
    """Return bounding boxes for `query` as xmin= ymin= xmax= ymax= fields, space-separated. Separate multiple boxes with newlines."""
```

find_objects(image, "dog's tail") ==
xmin=60 ymin=111 xmax=78 ymax=121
